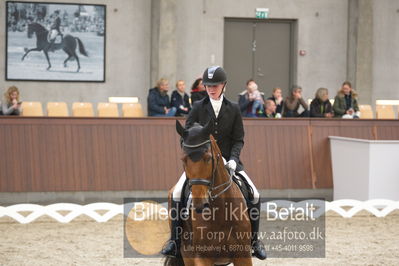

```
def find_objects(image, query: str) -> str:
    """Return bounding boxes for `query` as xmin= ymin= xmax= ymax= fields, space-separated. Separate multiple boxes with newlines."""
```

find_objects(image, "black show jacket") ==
xmin=185 ymin=96 xmax=245 ymax=171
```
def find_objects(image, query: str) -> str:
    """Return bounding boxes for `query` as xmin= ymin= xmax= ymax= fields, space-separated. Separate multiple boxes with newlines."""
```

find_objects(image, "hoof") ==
xmin=64 ymin=63 xmax=67 ymax=68
xmin=47 ymin=66 xmax=51 ymax=71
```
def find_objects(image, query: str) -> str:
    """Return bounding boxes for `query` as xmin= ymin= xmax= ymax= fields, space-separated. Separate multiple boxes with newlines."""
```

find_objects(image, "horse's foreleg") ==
xmin=44 ymin=51 xmax=51 ymax=70
xmin=183 ymin=258 xmax=214 ymax=266
xmin=21 ymin=48 xmax=41 ymax=61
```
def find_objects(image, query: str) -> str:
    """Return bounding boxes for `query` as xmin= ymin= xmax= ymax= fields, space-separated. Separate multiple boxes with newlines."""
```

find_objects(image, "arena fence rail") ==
xmin=1 ymin=200 xmax=399 ymax=224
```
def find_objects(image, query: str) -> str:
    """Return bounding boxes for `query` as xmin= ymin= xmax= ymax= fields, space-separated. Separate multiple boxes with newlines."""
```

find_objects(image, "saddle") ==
xmin=47 ymin=32 xmax=63 ymax=44
xmin=180 ymin=171 xmax=254 ymax=212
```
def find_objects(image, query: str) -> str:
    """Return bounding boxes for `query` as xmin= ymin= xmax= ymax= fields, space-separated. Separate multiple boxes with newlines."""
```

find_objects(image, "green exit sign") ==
xmin=256 ymin=8 xmax=269 ymax=19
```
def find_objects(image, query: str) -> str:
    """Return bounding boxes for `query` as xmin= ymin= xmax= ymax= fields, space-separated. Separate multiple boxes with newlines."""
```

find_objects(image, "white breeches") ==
xmin=172 ymin=159 xmax=260 ymax=204
xmin=48 ymin=30 xmax=58 ymax=41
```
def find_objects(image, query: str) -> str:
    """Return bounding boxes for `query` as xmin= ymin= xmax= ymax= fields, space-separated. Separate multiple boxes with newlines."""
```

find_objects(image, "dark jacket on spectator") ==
xmin=267 ymin=96 xmax=284 ymax=114
xmin=265 ymin=112 xmax=276 ymax=118
xmin=333 ymin=91 xmax=359 ymax=117
xmin=238 ymin=90 xmax=265 ymax=117
xmin=185 ymin=96 xmax=245 ymax=171
xmin=190 ymin=89 xmax=207 ymax=104
xmin=283 ymin=96 xmax=308 ymax=117
xmin=310 ymin=98 xmax=333 ymax=117
xmin=147 ymin=87 xmax=171 ymax=116
xmin=171 ymin=90 xmax=191 ymax=116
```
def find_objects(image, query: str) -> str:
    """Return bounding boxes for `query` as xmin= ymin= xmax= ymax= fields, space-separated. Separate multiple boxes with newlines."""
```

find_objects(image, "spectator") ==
xmin=268 ymin=87 xmax=284 ymax=115
xmin=283 ymin=85 xmax=309 ymax=117
xmin=2 ymin=86 xmax=22 ymax=115
xmin=248 ymin=82 xmax=264 ymax=117
xmin=171 ymin=80 xmax=191 ymax=117
xmin=190 ymin=78 xmax=207 ymax=104
xmin=333 ymin=81 xmax=360 ymax=119
xmin=310 ymin=88 xmax=333 ymax=118
xmin=147 ymin=78 xmax=176 ymax=117
xmin=238 ymin=79 xmax=265 ymax=117
xmin=264 ymin=100 xmax=279 ymax=118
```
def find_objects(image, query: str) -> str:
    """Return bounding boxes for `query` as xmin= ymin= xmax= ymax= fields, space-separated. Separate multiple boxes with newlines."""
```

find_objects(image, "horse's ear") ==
xmin=209 ymin=134 xmax=221 ymax=156
xmin=176 ymin=120 xmax=185 ymax=137
xmin=209 ymin=135 xmax=216 ymax=143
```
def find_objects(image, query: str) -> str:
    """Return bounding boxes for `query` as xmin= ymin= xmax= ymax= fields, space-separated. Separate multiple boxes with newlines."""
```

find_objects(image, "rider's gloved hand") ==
xmin=226 ymin=160 xmax=237 ymax=172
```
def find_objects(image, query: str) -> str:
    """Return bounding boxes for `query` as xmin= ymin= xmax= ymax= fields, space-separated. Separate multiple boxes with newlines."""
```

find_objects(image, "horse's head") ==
xmin=176 ymin=120 xmax=216 ymax=214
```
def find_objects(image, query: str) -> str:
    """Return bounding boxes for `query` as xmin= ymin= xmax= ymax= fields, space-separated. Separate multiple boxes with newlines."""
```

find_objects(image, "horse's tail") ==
xmin=75 ymin=37 xmax=88 ymax=57
xmin=163 ymin=257 xmax=184 ymax=266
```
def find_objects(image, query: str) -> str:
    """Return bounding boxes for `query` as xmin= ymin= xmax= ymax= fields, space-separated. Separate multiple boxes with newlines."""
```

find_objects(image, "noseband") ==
xmin=183 ymin=139 xmax=232 ymax=201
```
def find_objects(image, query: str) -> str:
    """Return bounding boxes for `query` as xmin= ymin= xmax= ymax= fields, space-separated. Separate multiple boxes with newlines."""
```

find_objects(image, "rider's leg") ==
xmin=238 ymin=171 xmax=267 ymax=260
xmin=46 ymin=30 xmax=58 ymax=51
xmin=47 ymin=30 xmax=62 ymax=51
xmin=238 ymin=171 xmax=260 ymax=204
xmin=172 ymin=172 xmax=186 ymax=202
xmin=162 ymin=172 xmax=186 ymax=257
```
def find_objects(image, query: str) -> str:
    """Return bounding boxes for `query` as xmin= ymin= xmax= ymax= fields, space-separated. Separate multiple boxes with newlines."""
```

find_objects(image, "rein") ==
xmin=183 ymin=139 xmax=232 ymax=201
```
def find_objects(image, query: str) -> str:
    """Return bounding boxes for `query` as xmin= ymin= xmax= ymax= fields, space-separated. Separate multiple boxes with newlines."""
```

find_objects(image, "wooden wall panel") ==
xmin=374 ymin=120 xmax=399 ymax=140
xmin=241 ymin=120 xmax=313 ymax=189
xmin=0 ymin=117 xmax=398 ymax=192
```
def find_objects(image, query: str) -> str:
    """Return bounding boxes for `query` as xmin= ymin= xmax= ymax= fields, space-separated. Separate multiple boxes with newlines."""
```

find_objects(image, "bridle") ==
xmin=183 ymin=139 xmax=233 ymax=201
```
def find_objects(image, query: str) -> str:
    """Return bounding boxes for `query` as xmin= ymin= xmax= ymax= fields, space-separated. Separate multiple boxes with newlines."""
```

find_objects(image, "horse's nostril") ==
xmin=195 ymin=207 xmax=203 ymax=214
xmin=203 ymin=203 xmax=210 ymax=209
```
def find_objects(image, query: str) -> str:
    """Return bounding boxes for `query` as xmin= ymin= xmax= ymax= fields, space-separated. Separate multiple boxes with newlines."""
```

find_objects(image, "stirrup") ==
xmin=251 ymin=239 xmax=267 ymax=260
xmin=161 ymin=239 xmax=179 ymax=257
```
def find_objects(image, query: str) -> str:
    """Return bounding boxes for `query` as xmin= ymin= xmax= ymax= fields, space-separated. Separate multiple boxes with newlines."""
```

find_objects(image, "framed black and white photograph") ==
xmin=6 ymin=1 xmax=106 ymax=82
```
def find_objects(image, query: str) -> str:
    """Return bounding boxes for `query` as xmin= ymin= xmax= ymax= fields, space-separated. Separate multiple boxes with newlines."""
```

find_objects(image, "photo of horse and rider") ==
xmin=6 ymin=1 xmax=105 ymax=82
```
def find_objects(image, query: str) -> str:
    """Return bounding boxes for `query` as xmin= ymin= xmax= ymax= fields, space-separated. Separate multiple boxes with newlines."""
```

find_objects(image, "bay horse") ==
xmin=164 ymin=121 xmax=253 ymax=266
xmin=21 ymin=22 xmax=88 ymax=72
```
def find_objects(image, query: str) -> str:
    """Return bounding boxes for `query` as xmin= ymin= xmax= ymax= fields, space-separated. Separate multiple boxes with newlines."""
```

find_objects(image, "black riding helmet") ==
xmin=202 ymin=66 xmax=227 ymax=86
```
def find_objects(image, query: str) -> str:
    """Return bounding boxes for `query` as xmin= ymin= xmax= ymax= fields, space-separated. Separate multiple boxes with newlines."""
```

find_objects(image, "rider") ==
xmin=161 ymin=66 xmax=267 ymax=260
xmin=47 ymin=10 xmax=63 ymax=51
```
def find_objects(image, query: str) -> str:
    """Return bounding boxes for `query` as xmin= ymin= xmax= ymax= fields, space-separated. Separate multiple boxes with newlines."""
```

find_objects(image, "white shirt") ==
xmin=209 ymin=94 xmax=224 ymax=118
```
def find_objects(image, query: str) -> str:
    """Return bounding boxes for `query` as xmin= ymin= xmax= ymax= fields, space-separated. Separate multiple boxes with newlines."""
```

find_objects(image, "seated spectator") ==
xmin=171 ymin=80 xmax=191 ymax=117
xmin=283 ymin=85 xmax=309 ymax=117
xmin=333 ymin=81 xmax=360 ymax=119
xmin=268 ymin=87 xmax=284 ymax=115
xmin=2 ymin=86 xmax=22 ymax=116
xmin=147 ymin=78 xmax=176 ymax=117
xmin=238 ymin=79 xmax=265 ymax=117
xmin=264 ymin=100 xmax=280 ymax=118
xmin=310 ymin=88 xmax=333 ymax=118
xmin=190 ymin=78 xmax=207 ymax=104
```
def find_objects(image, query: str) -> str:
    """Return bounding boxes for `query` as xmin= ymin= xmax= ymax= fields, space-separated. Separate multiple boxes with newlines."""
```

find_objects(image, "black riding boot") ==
xmin=161 ymin=200 xmax=182 ymax=257
xmin=249 ymin=200 xmax=267 ymax=260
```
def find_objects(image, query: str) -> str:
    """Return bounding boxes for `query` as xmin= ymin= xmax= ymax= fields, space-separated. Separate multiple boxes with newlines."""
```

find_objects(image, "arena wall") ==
xmin=372 ymin=0 xmax=399 ymax=103
xmin=1 ymin=0 xmax=398 ymax=113
xmin=174 ymin=0 xmax=349 ymax=103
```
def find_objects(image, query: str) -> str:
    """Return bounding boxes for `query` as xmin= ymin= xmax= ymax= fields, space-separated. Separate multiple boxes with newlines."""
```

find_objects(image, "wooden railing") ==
xmin=0 ymin=117 xmax=398 ymax=192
